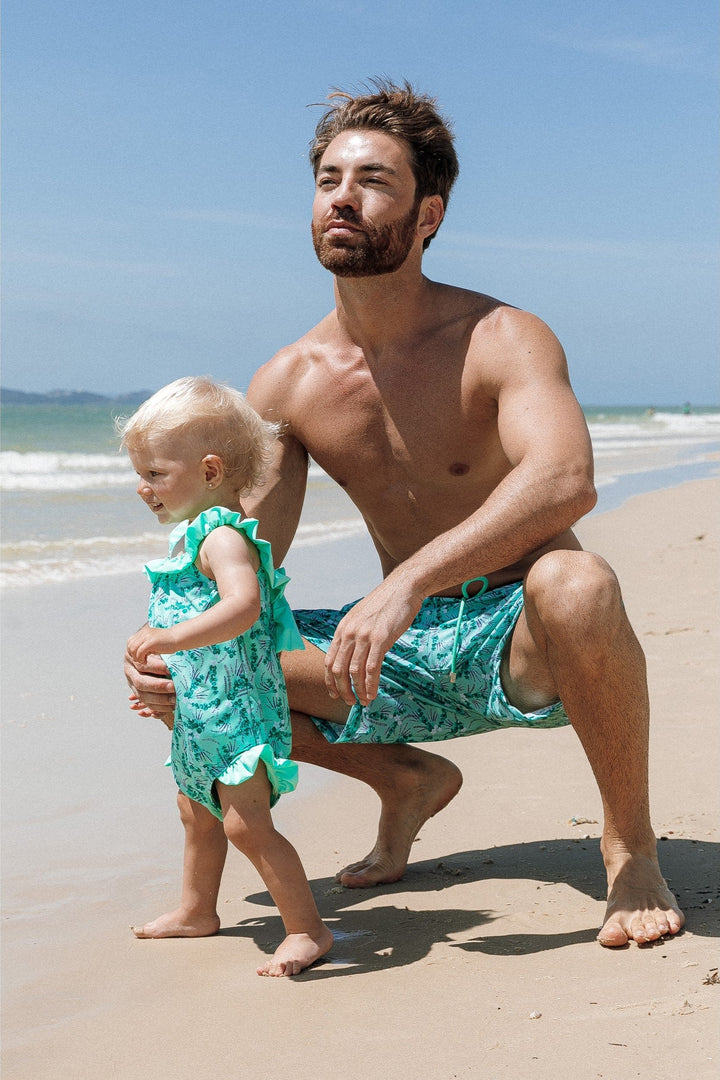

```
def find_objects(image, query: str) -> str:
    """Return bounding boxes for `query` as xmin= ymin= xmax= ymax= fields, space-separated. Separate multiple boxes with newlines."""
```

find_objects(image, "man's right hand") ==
xmin=124 ymin=649 xmax=176 ymax=730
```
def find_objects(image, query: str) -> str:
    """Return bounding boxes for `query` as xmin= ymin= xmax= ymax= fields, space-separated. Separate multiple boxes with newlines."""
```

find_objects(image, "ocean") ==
xmin=1 ymin=403 xmax=718 ymax=589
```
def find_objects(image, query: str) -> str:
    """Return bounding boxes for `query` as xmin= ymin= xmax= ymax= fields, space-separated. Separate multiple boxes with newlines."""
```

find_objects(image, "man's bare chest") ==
xmin=296 ymin=373 xmax=505 ymax=497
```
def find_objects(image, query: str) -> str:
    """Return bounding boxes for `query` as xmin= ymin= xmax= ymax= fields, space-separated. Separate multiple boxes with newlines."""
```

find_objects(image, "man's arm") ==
xmin=324 ymin=310 xmax=597 ymax=706
xmin=245 ymin=359 xmax=309 ymax=564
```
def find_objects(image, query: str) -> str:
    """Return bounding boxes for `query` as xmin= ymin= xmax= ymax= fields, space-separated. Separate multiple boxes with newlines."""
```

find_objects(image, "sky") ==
xmin=3 ymin=0 xmax=718 ymax=405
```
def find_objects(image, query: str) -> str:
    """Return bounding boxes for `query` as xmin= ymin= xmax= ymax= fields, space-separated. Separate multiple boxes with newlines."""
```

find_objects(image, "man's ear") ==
xmin=417 ymin=194 xmax=445 ymax=242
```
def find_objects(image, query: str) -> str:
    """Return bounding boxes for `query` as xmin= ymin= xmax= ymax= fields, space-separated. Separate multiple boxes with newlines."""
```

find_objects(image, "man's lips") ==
xmin=325 ymin=218 xmax=362 ymax=234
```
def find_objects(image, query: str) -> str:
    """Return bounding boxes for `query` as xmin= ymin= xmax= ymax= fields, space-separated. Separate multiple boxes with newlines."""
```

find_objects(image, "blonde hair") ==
xmin=117 ymin=376 xmax=279 ymax=494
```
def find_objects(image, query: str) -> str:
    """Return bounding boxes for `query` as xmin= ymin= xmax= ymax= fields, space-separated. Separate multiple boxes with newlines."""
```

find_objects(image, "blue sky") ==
xmin=3 ymin=0 xmax=718 ymax=404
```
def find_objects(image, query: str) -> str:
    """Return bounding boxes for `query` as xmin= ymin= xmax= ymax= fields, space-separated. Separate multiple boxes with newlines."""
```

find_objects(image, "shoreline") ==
xmin=1 ymin=449 xmax=718 ymax=592
xmin=591 ymin=449 xmax=719 ymax=514
xmin=2 ymin=476 xmax=718 ymax=1079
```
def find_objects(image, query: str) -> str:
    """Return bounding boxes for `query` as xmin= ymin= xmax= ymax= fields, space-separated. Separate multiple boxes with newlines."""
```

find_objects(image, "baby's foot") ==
xmin=132 ymin=908 xmax=220 ymax=938
xmin=257 ymin=926 xmax=334 ymax=977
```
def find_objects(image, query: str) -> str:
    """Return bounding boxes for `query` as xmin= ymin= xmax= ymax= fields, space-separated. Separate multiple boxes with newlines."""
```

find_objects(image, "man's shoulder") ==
xmin=263 ymin=312 xmax=338 ymax=370
xmin=429 ymin=282 xmax=540 ymax=335
xmin=462 ymin=294 xmax=562 ymax=353
xmin=461 ymin=297 xmax=570 ymax=400
xmin=428 ymin=283 xmax=560 ymax=354
xmin=247 ymin=313 xmax=338 ymax=414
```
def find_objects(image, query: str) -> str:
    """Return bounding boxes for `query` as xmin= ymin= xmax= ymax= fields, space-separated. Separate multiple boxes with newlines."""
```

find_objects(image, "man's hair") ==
xmin=309 ymin=78 xmax=459 ymax=249
xmin=117 ymin=376 xmax=279 ymax=494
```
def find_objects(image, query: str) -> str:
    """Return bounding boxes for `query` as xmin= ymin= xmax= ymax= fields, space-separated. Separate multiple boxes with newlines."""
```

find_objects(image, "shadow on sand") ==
xmin=223 ymin=837 xmax=718 ymax=979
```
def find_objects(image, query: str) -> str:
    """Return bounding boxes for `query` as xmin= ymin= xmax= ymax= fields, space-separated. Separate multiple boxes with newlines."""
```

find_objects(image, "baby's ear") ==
xmin=202 ymin=454 xmax=224 ymax=487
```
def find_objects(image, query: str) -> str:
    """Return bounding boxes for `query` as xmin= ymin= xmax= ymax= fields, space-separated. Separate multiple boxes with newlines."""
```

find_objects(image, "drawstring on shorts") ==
xmin=449 ymin=576 xmax=489 ymax=683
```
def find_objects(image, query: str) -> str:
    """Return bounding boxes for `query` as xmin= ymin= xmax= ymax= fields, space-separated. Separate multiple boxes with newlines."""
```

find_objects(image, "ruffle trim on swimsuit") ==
xmin=215 ymin=743 xmax=299 ymax=806
xmin=166 ymin=742 xmax=299 ymax=814
xmin=145 ymin=506 xmax=304 ymax=653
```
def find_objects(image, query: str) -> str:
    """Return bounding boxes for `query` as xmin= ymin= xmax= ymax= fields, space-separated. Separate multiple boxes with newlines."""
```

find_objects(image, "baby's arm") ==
xmin=127 ymin=527 xmax=261 ymax=664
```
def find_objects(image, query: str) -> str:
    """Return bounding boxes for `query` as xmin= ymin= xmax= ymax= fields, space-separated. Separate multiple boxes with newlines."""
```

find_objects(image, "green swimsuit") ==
xmin=144 ymin=507 xmax=303 ymax=819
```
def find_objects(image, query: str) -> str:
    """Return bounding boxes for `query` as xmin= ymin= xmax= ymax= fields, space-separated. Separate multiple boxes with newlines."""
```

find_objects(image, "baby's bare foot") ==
xmin=257 ymin=926 xmax=334 ymax=977
xmin=132 ymin=908 xmax=220 ymax=939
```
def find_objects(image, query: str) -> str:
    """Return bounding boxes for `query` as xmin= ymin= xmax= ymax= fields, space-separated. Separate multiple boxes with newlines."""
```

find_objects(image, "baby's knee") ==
xmin=177 ymin=792 xmax=221 ymax=835
xmin=222 ymin=802 xmax=276 ymax=857
xmin=222 ymin=813 xmax=255 ymax=855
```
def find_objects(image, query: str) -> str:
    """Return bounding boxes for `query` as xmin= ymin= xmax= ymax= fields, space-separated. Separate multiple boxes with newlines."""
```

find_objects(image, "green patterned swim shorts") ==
xmin=294 ymin=582 xmax=568 ymax=744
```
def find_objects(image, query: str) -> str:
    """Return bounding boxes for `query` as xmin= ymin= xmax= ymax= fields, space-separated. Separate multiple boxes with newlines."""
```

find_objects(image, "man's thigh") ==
xmin=281 ymin=640 xmax=351 ymax=725
xmin=501 ymin=607 xmax=560 ymax=713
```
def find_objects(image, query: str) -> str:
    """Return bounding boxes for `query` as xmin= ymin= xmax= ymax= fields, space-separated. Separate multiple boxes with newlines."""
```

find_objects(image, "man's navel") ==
xmin=448 ymin=462 xmax=470 ymax=477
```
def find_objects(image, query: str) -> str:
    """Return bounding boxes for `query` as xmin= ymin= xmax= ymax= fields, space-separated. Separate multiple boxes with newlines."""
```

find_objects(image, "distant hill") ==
xmin=1 ymin=388 xmax=153 ymax=406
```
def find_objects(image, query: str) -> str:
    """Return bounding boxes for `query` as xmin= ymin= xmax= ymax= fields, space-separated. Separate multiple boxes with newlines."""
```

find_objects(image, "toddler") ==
xmin=118 ymin=376 xmax=333 ymax=976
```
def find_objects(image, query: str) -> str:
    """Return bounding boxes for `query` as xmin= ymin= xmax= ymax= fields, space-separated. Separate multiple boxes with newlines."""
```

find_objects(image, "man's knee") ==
xmin=524 ymin=549 xmax=623 ymax=637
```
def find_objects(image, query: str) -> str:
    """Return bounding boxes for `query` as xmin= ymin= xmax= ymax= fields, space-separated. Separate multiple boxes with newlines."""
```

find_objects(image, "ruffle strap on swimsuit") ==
xmin=145 ymin=506 xmax=304 ymax=654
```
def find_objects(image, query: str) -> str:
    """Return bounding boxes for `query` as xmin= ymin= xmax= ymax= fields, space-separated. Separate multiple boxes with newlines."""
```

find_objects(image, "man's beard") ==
xmin=311 ymin=201 xmax=420 ymax=278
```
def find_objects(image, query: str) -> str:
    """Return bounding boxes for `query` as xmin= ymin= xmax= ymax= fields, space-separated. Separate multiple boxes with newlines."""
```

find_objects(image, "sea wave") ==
xmin=587 ymin=410 xmax=720 ymax=456
xmin=0 ymin=451 xmax=133 ymax=492
xmin=2 ymin=408 xmax=718 ymax=585
xmin=0 ymin=452 xmax=332 ymax=493
xmin=0 ymin=517 xmax=367 ymax=588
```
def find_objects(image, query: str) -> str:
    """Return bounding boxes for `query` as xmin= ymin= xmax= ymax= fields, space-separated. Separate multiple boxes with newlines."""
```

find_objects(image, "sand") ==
xmin=2 ymin=478 xmax=718 ymax=1079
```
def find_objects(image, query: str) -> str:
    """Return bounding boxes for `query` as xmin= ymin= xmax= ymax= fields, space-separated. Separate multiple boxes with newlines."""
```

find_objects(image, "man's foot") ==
xmin=257 ymin=926 xmax=334 ymax=977
xmin=336 ymin=754 xmax=463 ymax=888
xmin=598 ymin=851 xmax=684 ymax=946
xmin=132 ymin=908 xmax=221 ymax=938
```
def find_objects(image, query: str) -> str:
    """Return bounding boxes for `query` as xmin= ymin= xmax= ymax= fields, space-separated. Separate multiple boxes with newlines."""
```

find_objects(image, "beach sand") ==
xmin=2 ymin=478 xmax=718 ymax=1079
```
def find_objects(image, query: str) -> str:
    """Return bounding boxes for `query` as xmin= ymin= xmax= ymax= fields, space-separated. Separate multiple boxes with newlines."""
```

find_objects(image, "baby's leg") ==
xmin=216 ymin=773 xmax=333 ymax=976
xmin=133 ymin=792 xmax=228 ymax=938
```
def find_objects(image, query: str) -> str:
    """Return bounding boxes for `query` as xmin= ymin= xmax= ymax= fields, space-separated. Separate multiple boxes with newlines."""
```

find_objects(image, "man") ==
xmin=128 ymin=80 xmax=683 ymax=948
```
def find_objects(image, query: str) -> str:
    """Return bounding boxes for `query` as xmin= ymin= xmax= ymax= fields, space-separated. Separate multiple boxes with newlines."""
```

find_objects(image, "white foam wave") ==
xmin=588 ymin=411 xmax=719 ymax=440
xmin=0 ymin=553 xmax=149 ymax=587
xmin=3 ymin=414 xmax=718 ymax=493
xmin=1 ymin=532 xmax=164 ymax=559
xmin=0 ymin=517 xmax=367 ymax=587
xmin=294 ymin=518 xmax=366 ymax=546
xmin=0 ymin=451 xmax=134 ymax=492
xmin=0 ymin=451 xmax=332 ymax=494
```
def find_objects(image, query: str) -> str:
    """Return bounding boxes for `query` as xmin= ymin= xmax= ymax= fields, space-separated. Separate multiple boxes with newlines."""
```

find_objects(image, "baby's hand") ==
xmin=127 ymin=627 xmax=175 ymax=665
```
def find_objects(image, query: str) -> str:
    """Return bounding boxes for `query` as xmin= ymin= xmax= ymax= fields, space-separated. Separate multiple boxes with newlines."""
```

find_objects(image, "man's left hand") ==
xmin=324 ymin=578 xmax=423 ymax=706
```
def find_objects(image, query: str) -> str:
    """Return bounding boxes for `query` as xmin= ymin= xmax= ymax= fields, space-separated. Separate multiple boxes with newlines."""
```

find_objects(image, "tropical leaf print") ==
xmin=145 ymin=510 xmax=299 ymax=820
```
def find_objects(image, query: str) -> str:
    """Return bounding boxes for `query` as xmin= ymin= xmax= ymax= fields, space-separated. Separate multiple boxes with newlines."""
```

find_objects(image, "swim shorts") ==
xmin=294 ymin=582 xmax=569 ymax=744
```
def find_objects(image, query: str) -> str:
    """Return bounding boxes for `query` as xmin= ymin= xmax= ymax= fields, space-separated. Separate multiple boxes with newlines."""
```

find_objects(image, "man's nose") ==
xmin=331 ymin=178 xmax=360 ymax=210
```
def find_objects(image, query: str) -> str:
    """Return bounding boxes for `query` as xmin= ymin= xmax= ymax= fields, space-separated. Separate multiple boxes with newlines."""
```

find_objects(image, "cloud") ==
xmin=163 ymin=208 xmax=306 ymax=233
xmin=434 ymin=231 xmax=716 ymax=262
xmin=541 ymin=29 xmax=702 ymax=71
xmin=4 ymin=249 xmax=181 ymax=276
